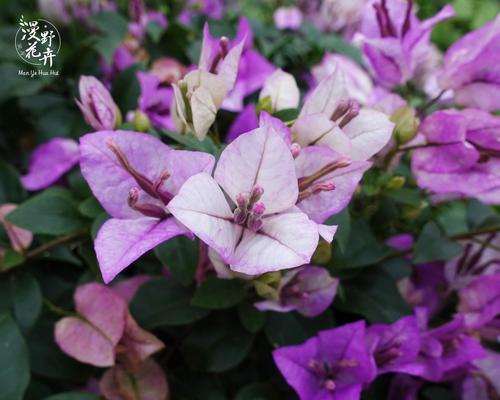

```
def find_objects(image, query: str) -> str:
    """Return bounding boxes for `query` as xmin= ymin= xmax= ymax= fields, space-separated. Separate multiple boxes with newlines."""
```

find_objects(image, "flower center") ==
xmin=308 ymin=358 xmax=359 ymax=391
xmin=209 ymin=37 xmax=230 ymax=74
xmin=374 ymin=340 xmax=402 ymax=367
xmin=297 ymin=156 xmax=352 ymax=201
xmin=233 ymin=185 xmax=265 ymax=232
xmin=108 ymin=140 xmax=174 ymax=218
xmin=331 ymin=99 xmax=360 ymax=128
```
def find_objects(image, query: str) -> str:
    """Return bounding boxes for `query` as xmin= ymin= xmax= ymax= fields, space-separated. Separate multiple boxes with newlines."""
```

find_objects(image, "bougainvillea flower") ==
xmin=80 ymin=130 xmax=215 ymax=283
xmin=112 ymin=275 xmax=151 ymax=303
xmin=457 ymin=273 xmax=500 ymax=331
xmin=150 ymin=57 xmax=187 ymax=85
xmin=168 ymin=125 xmax=336 ymax=275
xmin=366 ymin=316 xmax=420 ymax=378
xmin=100 ymin=358 xmax=169 ymax=400
xmin=178 ymin=0 xmax=224 ymax=23
xmin=445 ymin=233 xmax=500 ymax=290
xmin=396 ymin=312 xmax=485 ymax=381
xmin=355 ymin=0 xmax=454 ymax=87
xmin=457 ymin=350 xmax=500 ymax=400
xmin=55 ymin=283 xmax=164 ymax=368
xmin=100 ymin=45 xmax=136 ymax=86
xmin=259 ymin=69 xmax=300 ymax=113
xmin=255 ymin=265 xmax=338 ymax=317
xmin=294 ymin=67 xmax=394 ymax=161
xmin=412 ymin=109 xmax=500 ymax=203
xmin=294 ymin=145 xmax=371 ymax=222
xmin=21 ymin=138 xmax=79 ymax=191
xmin=173 ymin=70 xmax=228 ymax=140
xmin=439 ymin=14 xmax=500 ymax=111
xmin=128 ymin=0 xmax=167 ymax=40
xmin=222 ymin=18 xmax=275 ymax=111
xmin=0 ymin=204 xmax=33 ymax=253
xmin=76 ymin=75 xmax=121 ymax=131
xmin=311 ymin=53 xmax=374 ymax=104
xmin=274 ymin=7 xmax=303 ymax=31
xmin=388 ymin=234 xmax=449 ymax=317
xmin=226 ymin=104 xmax=258 ymax=143
xmin=273 ymin=321 xmax=373 ymax=400
xmin=136 ymin=71 xmax=175 ymax=131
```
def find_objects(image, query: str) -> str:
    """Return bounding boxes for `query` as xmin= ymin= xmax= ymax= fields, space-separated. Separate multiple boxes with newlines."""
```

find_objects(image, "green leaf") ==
xmin=238 ymin=301 xmax=266 ymax=333
xmin=0 ymin=313 xmax=30 ymax=400
xmin=130 ymin=278 xmax=209 ymax=328
xmin=111 ymin=65 xmax=141 ymax=113
xmin=385 ymin=188 xmax=422 ymax=207
xmin=191 ymin=277 xmax=248 ymax=310
xmin=272 ymin=108 xmax=299 ymax=122
xmin=183 ymin=322 xmax=253 ymax=373
xmin=330 ymin=219 xmax=388 ymax=273
xmin=437 ymin=202 xmax=468 ymax=235
xmin=236 ymin=383 xmax=278 ymax=400
xmin=2 ymin=250 xmax=25 ymax=270
xmin=162 ymin=129 xmax=220 ymax=156
xmin=335 ymin=267 xmax=412 ymax=323
xmin=146 ymin=21 xmax=164 ymax=43
xmin=154 ymin=236 xmax=198 ymax=286
xmin=9 ymin=273 xmax=42 ymax=334
xmin=325 ymin=208 xmax=350 ymax=252
xmin=87 ymin=12 xmax=129 ymax=64
xmin=412 ymin=221 xmax=463 ymax=263
xmin=6 ymin=188 xmax=86 ymax=235
xmin=78 ymin=197 xmax=104 ymax=219
xmin=43 ymin=392 xmax=101 ymax=400
xmin=0 ymin=161 xmax=26 ymax=204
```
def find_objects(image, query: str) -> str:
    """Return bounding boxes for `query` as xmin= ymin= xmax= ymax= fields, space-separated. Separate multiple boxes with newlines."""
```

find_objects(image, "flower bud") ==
xmin=385 ymin=176 xmax=406 ymax=190
xmin=132 ymin=110 xmax=152 ymax=132
xmin=390 ymin=106 xmax=419 ymax=145
xmin=76 ymin=75 xmax=121 ymax=131
xmin=259 ymin=69 xmax=300 ymax=113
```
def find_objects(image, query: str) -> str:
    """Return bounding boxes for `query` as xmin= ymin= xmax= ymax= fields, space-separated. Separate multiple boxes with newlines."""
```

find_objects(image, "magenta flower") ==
xmin=457 ymin=273 xmax=500 ymax=336
xmin=274 ymin=7 xmax=303 ymax=31
xmin=0 ymin=204 xmax=33 ymax=260
xmin=356 ymin=0 xmax=454 ymax=87
xmin=311 ymin=53 xmax=374 ymax=104
xmin=136 ymin=71 xmax=175 ymax=131
xmin=387 ymin=374 xmax=423 ymax=400
xmin=255 ymin=265 xmax=338 ymax=317
xmin=168 ymin=125 xmax=336 ymax=276
xmin=365 ymin=316 xmax=420 ymax=378
xmin=226 ymin=104 xmax=259 ymax=143
xmin=396 ymin=311 xmax=485 ymax=381
xmin=222 ymin=18 xmax=276 ymax=112
xmin=100 ymin=358 xmax=169 ymax=400
xmin=273 ymin=321 xmax=373 ymax=400
xmin=456 ymin=350 xmax=500 ymax=400
xmin=128 ymin=0 xmax=167 ymax=40
xmin=445 ymin=234 xmax=500 ymax=290
xmin=76 ymin=76 xmax=122 ymax=131
xmin=293 ymin=67 xmax=394 ymax=161
xmin=150 ymin=57 xmax=187 ymax=85
xmin=439 ymin=14 xmax=500 ymax=112
xmin=412 ymin=109 xmax=500 ymax=204
xmin=80 ymin=130 xmax=215 ymax=283
xmin=21 ymin=138 xmax=79 ymax=191
xmin=295 ymin=145 xmax=371 ymax=223
xmin=55 ymin=283 xmax=164 ymax=367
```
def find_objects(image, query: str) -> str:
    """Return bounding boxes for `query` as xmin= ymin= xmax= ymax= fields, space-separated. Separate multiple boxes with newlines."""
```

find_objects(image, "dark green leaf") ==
xmin=6 ymin=188 xmax=86 ymax=235
xmin=238 ymin=301 xmax=266 ymax=333
xmin=154 ymin=236 xmax=198 ymax=286
xmin=437 ymin=202 xmax=468 ymax=235
xmin=325 ymin=209 xmax=350 ymax=252
xmin=43 ymin=392 xmax=101 ymax=400
xmin=183 ymin=323 xmax=253 ymax=373
xmin=162 ymin=129 xmax=220 ymax=156
xmin=2 ymin=250 xmax=25 ymax=270
xmin=0 ymin=313 xmax=30 ymax=400
xmin=272 ymin=108 xmax=299 ymax=122
xmin=87 ymin=12 xmax=129 ymax=64
xmin=335 ymin=267 xmax=412 ymax=323
xmin=413 ymin=222 xmax=463 ymax=263
xmin=9 ymin=273 xmax=42 ymax=334
xmin=236 ymin=383 xmax=278 ymax=400
xmin=111 ymin=65 xmax=141 ymax=113
xmin=191 ymin=277 xmax=248 ymax=310
xmin=78 ymin=197 xmax=104 ymax=219
xmin=130 ymin=278 xmax=209 ymax=328
xmin=0 ymin=161 xmax=26 ymax=204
